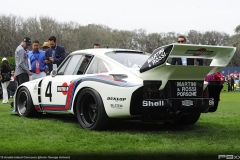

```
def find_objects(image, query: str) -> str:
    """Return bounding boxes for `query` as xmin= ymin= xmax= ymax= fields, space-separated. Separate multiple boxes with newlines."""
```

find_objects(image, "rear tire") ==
xmin=16 ymin=87 xmax=37 ymax=117
xmin=76 ymin=88 xmax=109 ymax=130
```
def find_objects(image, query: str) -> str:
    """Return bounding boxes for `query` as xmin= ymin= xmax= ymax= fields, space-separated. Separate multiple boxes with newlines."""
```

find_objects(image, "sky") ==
xmin=0 ymin=0 xmax=240 ymax=36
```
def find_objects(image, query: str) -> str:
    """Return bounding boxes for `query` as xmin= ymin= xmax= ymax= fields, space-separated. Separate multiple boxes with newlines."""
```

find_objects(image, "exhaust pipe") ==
xmin=174 ymin=110 xmax=182 ymax=117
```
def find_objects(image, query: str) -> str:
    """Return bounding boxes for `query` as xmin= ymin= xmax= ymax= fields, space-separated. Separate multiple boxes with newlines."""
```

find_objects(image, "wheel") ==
xmin=76 ymin=88 xmax=110 ymax=130
xmin=16 ymin=87 xmax=37 ymax=117
xmin=165 ymin=112 xmax=201 ymax=125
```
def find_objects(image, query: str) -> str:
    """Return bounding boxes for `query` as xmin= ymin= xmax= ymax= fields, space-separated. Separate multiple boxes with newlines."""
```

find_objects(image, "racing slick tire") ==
xmin=165 ymin=112 xmax=201 ymax=125
xmin=76 ymin=88 xmax=110 ymax=130
xmin=16 ymin=87 xmax=38 ymax=117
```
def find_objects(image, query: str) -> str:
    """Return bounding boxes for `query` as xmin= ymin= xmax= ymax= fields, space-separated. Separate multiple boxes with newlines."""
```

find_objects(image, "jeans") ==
xmin=1 ymin=81 xmax=9 ymax=103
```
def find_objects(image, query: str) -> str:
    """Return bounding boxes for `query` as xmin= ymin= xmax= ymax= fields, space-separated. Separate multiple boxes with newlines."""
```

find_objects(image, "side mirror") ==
xmin=51 ymin=69 xmax=57 ymax=77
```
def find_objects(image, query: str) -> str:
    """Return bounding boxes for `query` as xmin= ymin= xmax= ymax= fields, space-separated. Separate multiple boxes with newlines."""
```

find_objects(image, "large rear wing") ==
xmin=169 ymin=43 xmax=235 ymax=66
xmin=135 ymin=44 xmax=236 ymax=88
xmin=140 ymin=43 xmax=236 ymax=73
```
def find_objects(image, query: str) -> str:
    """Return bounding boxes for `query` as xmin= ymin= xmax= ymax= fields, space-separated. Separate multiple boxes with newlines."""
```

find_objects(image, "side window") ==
xmin=57 ymin=57 xmax=71 ymax=75
xmin=58 ymin=55 xmax=83 ymax=75
xmin=98 ymin=59 xmax=109 ymax=73
xmin=86 ymin=57 xmax=110 ymax=74
xmin=76 ymin=55 xmax=93 ymax=75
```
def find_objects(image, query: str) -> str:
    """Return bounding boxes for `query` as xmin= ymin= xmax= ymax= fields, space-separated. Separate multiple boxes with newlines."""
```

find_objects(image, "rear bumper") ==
xmin=130 ymin=80 xmax=221 ymax=115
xmin=141 ymin=98 xmax=214 ymax=114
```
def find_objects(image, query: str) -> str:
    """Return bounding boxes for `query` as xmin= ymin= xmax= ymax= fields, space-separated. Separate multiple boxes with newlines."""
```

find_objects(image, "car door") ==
xmin=40 ymin=54 xmax=92 ymax=112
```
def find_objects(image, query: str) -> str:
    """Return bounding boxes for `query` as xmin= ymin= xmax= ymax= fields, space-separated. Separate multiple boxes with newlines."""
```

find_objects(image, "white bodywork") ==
xmin=13 ymin=44 xmax=236 ymax=118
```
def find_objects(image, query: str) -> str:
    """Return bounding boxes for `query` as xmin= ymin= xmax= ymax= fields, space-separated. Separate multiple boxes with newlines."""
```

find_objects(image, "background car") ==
xmin=12 ymin=44 xmax=236 ymax=130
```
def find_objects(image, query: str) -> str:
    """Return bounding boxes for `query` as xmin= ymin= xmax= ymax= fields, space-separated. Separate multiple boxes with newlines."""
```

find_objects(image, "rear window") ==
xmin=106 ymin=52 xmax=150 ymax=68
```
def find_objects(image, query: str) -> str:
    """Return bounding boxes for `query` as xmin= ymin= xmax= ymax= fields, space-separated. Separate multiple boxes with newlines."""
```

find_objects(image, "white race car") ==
xmin=13 ymin=44 xmax=236 ymax=130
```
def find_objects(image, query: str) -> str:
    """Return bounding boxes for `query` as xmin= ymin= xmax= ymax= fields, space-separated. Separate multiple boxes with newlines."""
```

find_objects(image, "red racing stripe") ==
xmin=65 ymin=80 xmax=75 ymax=109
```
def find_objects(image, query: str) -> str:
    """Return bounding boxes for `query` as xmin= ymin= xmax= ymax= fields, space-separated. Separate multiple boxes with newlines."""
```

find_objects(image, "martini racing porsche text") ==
xmin=176 ymin=82 xmax=197 ymax=97
xmin=147 ymin=48 xmax=166 ymax=65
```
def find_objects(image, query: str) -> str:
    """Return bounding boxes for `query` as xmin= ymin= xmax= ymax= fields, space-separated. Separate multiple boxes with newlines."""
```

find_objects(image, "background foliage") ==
xmin=0 ymin=56 xmax=15 ymax=71
xmin=0 ymin=14 xmax=240 ymax=67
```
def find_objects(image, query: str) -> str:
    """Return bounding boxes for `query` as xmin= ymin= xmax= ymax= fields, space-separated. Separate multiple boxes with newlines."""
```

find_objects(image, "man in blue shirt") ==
xmin=28 ymin=40 xmax=48 ymax=80
xmin=45 ymin=36 xmax=66 ymax=73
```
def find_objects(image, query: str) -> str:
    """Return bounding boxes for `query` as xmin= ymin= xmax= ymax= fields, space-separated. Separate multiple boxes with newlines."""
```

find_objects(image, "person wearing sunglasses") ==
xmin=178 ymin=36 xmax=203 ymax=66
xmin=170 ymin=36 xmax=187 ymax=65
xmin=14 ymin=37 xmax=33 ymax=85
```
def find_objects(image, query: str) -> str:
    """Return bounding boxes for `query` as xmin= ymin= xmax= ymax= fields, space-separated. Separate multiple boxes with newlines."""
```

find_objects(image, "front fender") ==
xmin=13 ymin=78 xmax=43 ymax=111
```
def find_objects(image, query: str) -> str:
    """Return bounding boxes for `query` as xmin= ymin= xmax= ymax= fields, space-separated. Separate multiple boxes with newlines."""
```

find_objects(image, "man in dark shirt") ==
xmin=171 ymin=36 xmax=187 ymax=65
xmin=170 ymin=58 xmax=182 ymax=65
xmin=187 ymin=58 xmax=204 ymax=66
xmin=171 ymin=35 xmax=204 ymax=66
xmin=45 ymin=36 xmax=66 ymax=73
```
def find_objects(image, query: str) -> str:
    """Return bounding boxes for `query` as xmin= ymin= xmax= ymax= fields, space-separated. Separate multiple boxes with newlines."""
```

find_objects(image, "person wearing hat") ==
xmin=15 ymin=37 xmax=33 ymax=85
xmin=42 ymin=42 xmax=50 ymax=51
xmin=0 ymin=57 xmax=11 ymax=104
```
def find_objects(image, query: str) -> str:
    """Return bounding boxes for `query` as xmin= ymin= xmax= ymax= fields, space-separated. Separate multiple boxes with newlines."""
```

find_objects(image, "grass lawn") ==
xmin=0 ymin=91 xmax=240 ymax=160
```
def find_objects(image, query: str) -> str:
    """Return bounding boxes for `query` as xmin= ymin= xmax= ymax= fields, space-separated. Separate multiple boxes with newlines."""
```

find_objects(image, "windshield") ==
xmin=106 ymin=52 xmax=150 ymax=68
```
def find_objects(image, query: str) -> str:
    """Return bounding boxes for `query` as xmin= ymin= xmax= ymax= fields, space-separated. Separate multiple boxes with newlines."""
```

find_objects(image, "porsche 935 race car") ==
xmin=13 ymin=43 xmax=236 ymax=130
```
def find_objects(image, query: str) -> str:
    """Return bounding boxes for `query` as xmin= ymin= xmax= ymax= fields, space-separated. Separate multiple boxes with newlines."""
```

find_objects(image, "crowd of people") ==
xmin=0 ymin=38 xmax=101 ymax=104
xmin=0 ymin=36 xmax=66 ymax=103
xmin=226 ymin=75 xmax=239 ymax=91
xmin=14 ymin=36 xmax=66 ymax=85
xmin=205 ymin=71 xmax=240 ymax=91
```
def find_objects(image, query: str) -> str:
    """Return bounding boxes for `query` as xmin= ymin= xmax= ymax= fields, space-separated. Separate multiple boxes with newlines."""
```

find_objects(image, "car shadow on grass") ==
xmin=113 ymin=120 xmax=204 ymax=132
xmin=10 ymin=112 xmax=227 ymax=133
xmin=112 ymin=119 xmax=240 ymax=137
xmin=10 ymin=112 xmax=79 ymax=124
xmin=38 ymin=113 xmax=78 ymax=123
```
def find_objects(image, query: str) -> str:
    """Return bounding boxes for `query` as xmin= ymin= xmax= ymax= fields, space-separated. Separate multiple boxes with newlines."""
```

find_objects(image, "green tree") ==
xmin=0 ymin=56 xmax=15 ymax=71
xmin=234 ymin=24 xmax=240 ymax=34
